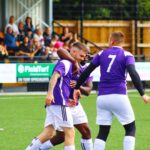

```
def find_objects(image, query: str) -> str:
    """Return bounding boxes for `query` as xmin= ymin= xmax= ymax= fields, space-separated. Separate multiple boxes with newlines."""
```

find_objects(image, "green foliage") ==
xmin=53 ymin=0 xmax=150 ymax=20
xmin=138 ymin=0 xmax=150 ymax=19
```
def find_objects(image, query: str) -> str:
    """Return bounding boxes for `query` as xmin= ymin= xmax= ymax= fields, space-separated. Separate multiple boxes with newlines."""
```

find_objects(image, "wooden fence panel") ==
xmin=54 ymin=20 xmax=150 ymax=59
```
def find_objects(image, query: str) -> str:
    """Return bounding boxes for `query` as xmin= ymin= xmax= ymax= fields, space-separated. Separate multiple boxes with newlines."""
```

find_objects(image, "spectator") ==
xmin=0 ymin=38 xmax=9 ymax=62
xmin=34 ymin=28 xmax=45 ymax=46
xmin=16 ymin=36 xmax=33 ymax=61
xmin=24 ymin=16 xmax=35 ymax=34
xmin=61 ymin=26 xmax=73 ymax=42
xmin=50 ymin=34 xmax=60 ymax=46
xmin=18 ymin=21 xmax=25 ymax=44
xmin=30 ymin=37 xmax=48 ymax=60
xmin=26 ymin=28 xmax=33 ymax=45
xmin=5 ymin=16 xmax=19 ymax=35
xmin=4 ymin=26 xmax=18 ymax=55
xmin=43 ymin=27 xmax=52 ymax=46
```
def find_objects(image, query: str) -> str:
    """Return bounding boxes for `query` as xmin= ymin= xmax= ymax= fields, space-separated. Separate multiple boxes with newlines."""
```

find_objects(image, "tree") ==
xmin=53 ymin=0 xmax=150 ymax=20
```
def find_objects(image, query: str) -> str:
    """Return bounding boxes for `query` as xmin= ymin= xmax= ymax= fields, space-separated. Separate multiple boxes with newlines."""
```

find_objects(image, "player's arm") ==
xmin=57 ymin=48 xmax=79 ymax=74
xmin=45 ymin=71 xmax=60 ymax=106
xmin=127 ymin=64 xmax=150 ymax=103
xmin=75 ymin=63 xmax=97 ymax=89
xmin=79 ymin=80 xmax=93 ymax=96
xmin=73 ymin=63 xmax=96 ymax=101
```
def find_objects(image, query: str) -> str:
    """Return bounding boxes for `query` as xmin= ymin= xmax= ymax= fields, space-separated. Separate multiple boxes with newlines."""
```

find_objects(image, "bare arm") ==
xmin=18 ymin=50 xmax=31 ymax=56
xmin=45 ymin=71 xmax=61 ymax=106
xmin=57 ymin=48 xmax=79 ymax=74
xmin=79 ymin=80 xmax=93 ymax=96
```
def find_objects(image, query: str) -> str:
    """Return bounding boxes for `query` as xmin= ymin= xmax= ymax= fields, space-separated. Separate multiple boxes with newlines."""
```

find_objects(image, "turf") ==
xmin=0 ymin=92 xmax=150 ymax=150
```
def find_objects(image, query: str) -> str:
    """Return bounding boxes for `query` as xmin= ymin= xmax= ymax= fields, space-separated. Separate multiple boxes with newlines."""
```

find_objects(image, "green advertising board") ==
xmin=16 ymin=63 xmax=55 ymax=82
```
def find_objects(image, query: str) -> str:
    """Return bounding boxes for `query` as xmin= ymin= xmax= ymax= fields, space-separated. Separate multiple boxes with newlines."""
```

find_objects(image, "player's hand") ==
xmin=73 ymin=61 xmax=80 ymax=75
xmin=73 ymin=89 xmax=81 ymax=101
xmin=68 ymin=99 xmax=77 ymax=107
xmin=70 ymin=80 xmax=77 ymax=88
xmin=45 ymin=93 xmax=55 ymax=106
xmin=142 ymin=94 xmax=150 ymax=103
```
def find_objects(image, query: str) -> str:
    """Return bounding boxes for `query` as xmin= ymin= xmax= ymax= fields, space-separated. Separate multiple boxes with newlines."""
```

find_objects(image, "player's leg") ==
xmin=112 ymin=95 xmax=135 ymax=150
xmin=94 ymin=125 xmax=111 ymax=150
xmin=63 ymin=127 xmax=75 ymax=150
xmin=75 ymin=123 xmax=93 ymax=150
xmin=40 ymin=130 xmax=65 ymax=150
xmin=94 ymin=95 xmax=113 ymax=150
xmin=26 ymin=125 xmax=55 ymax=150
xmin=60 ymin=106 xmax=75 ymax=150
xmin=72 ymin=102 xmax=93 ymax=150
xmin=123 ymin=121 xmax=136 ymax=150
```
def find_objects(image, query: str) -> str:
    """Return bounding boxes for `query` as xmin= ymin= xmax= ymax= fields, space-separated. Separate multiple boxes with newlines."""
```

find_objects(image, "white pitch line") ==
xmin=0 ymin=128 xmax=4 ymax=131
xmin=0 ymin=97 xmax=44 ymax=100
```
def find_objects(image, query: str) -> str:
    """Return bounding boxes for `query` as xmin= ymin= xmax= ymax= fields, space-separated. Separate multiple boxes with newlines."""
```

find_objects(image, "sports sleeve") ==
xmin=75 ymin=63 xmax=97 ymax=89
xmin=127 ymin=64 xmax=145 ymax=96
xmin=54 ymin=60 xmax=71 ymax=76
xmin=92 ymin=51 xmax=103 ymax=66
xmin=86 ymin=75 xmax=93 ymax=82
xmin=125 ymin=51 xmax=135 ymax=66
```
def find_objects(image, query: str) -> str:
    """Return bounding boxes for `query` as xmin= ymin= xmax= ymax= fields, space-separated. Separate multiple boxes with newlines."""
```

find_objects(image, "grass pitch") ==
xmin=0 ymin=92 xmax=150 ymax=150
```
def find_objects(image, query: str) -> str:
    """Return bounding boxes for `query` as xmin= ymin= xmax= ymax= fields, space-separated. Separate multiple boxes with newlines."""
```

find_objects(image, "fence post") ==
xmin=134 ymin=0 xmax=138 ymax=56
xmin=80 ymin=0 xmax=84 ymax=42
xmin=131 ymin=20 xmax=135 ymax=55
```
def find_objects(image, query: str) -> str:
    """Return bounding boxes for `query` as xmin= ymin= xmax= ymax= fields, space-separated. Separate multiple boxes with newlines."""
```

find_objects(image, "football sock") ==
xmin=40 ymin=140 xmax=54 ymax=150
xmin=64 ymin=145 xmax=75 ymax=150
xmin=94 ymin=138 xmax=105 ymax=150
xmin=81 ymin=138 xmax=93 ymax=150
xmin=123 ymin=136 xmax=135 ymax=150
xmin=26 ymin=138 xmax=42 ymax=150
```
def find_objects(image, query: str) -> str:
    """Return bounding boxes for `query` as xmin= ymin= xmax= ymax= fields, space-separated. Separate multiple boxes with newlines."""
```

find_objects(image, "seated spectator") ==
xmin=5 ymin=16 xmax=19 ymax=35
xmin=26 ymin=28 xmax=33 ymax=45
xmin=43 ymin=27 xmax=52 ymax=46
xmin=50 ymin=34 xmax=60 ymax=46
xmin=0 ymin=38 xmax=9 ymax=62
xmin=34 ymin=28 xmax=45 ymax=46
xmin=48 ymin=37 xmax=63 ymax=63
xmin=18 ymin=21 xmax=25 ymax=44
xmin=24 ymin=16 xmax=35 ymax=34
xmin=60 ymin=26 xmax=73 ymax=42
xmin=4 ymin=26 xmax=19 ymax=55
xmin=16 ymin=36 xmax=34 ymax=61
xmin=30 ymin=37 xmax=47 ymax=58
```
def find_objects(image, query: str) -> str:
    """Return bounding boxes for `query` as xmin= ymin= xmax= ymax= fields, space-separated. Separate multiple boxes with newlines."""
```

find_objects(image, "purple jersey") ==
xmin=51 ymin=60 xmax=73 ymax=106
xmin=92 ymin=46 xmax=135 ymax=95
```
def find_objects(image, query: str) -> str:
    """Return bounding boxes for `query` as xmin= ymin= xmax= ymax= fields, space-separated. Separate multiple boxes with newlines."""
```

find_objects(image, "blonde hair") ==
xmin=72 ymin=42 xmax=89 ymax=54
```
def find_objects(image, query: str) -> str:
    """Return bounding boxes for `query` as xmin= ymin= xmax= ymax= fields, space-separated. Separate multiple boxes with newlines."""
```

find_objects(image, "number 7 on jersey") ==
xmin=106 ymin=55 xmax=116 ymax=72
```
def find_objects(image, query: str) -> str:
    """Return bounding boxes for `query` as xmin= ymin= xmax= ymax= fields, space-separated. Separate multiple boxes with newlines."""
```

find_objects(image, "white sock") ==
xmin=81 ymin=138 xmax=93 ymax=150
xmin=94 ymin=138 xmax=105 ymax=150
xmin=26 ymin=138 xmax=42 ymax=150
xmin=123 ymin=136 xmax=135 ymax=150
xmin=40 ymin=140 xmax=54 ymax=150
xmin=64 ymin=145 xmax=75 ymax=150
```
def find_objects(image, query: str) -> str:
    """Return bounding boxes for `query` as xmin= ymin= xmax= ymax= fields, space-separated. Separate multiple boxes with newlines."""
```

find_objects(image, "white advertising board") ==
xmin=0 ymin=62 xmax=149 ymax=83
xmin=0 ymin=64 xmax=16 ymax=83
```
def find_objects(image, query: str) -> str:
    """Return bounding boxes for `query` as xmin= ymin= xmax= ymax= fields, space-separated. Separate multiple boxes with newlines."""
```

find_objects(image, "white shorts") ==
xmin=70 ymin=102 xmax=88 ymax=125
xmin=44 ymin=105 xmax=74 ymax=131
xmin=96 ymin=94 xmax=135 ymax=125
